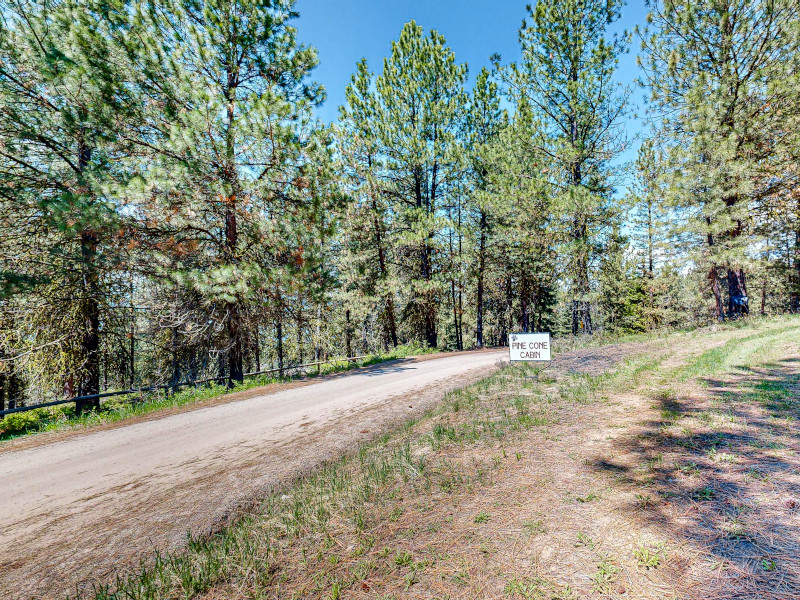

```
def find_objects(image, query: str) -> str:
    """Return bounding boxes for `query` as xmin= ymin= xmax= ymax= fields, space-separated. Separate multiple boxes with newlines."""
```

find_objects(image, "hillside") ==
xmin=4 ymin=316 xmax=795 ymax=599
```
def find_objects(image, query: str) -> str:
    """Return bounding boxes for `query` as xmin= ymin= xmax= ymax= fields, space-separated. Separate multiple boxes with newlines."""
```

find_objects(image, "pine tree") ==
xmin=340 ymin=21 xmax=468 ymax=348
xmin=598 ymin=225 xmax=646 ymax=333
xmin=476 ymin=95 xmax=557 ymax=340
xmin=628 ymin=139 xmax=669 ymax=328
xmin=500 ymin=0 xmax=631 ymax=335
xmin=641 ymin=0 xmax=799 ymax=320
xmin=376 ymin=21 xmax=467 ymax=348
xmin=337 ymin=59 xmax=399 ymax=348
xmin=108 ymin=0 xmax=333 ymax=385
xmin=466 ymin=67 xmax=505 ymax=347
xmin=0 ymin=0 xmax=131 ymax=410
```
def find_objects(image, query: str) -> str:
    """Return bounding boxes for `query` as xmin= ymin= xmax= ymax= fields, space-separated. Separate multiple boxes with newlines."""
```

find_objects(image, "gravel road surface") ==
xmin=0 ymin=350 xmax=505 ymax=599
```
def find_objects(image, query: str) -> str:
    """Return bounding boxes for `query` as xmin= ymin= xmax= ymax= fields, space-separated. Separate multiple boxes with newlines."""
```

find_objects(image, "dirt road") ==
xmin=0 ymin=351 xmax=505 ymax=599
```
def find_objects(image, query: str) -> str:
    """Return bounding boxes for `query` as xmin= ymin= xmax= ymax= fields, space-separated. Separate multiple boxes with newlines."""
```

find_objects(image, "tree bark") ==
xmin=314 ymin=304 xmax=322 ymax=361
xmin=0 ymin=346 xmax=7 ymax=413
xmin=276 ymin=310 xmax=284 ymax=377
xmin=296 ymin=309 xmax=304 ymax=364
xmin=73 ymin=134 xmax=101 ymax=413
xmin=224 ymin=63 xmax=243 ymax=386
xmin=226 ymin=302 xmax=243 ymax=386
xmin=129 ymin=281 xmax=135 ymax=389
xmin=76 ymin=229 xmax=101 ymax=413
xmin=370 ymin=195 xmax=398 ymax=347
xmin=476 ymin=211 xmax=487 ymax=348
xmin=503 ymin=275 xmax=513 ymax=343
xmin=792 ymin=197 xmax=800 ymax=313
xmin=170 ymin=325 xmax=180 ymax=393
xmin=726 ymin=266 xmax=749 ymax=318
xmin=708 ymin=265 xmax=724 ymax=322
xmin=254 ymin=323 xmax=261 ymax=373
xmin=520 ymin=275 xmax=530 ymax=333
xmin=414 ymin=166 xmax=437 ymax=348
xmin=345 ymin=308 xmax=353 ymax=358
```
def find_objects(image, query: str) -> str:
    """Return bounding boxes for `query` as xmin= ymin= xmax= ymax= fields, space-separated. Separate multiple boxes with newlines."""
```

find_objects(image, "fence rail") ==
xmin=0 ymin=355 xmax=369 ymax=418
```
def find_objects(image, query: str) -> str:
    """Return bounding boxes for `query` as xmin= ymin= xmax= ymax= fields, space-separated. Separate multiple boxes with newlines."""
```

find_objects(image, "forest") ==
xmin=0 ymin=0 xmax=798 ymax=411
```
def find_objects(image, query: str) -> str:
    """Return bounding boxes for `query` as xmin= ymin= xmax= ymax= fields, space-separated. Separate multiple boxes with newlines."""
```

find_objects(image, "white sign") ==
xmin=509 ymin=332 xmax=551 ymax=362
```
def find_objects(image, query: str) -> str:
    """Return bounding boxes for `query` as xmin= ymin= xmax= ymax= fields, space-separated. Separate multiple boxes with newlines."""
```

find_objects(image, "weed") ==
xmin=394 ymin=550 xmax=413 ymax=567
xmin=504 ymin=575 xmax=575 ymax=599
xmin=451 ymin=568 xmax=470 ymax=584
xmin=575 ymin=531 xmax=595 ymax=549
xmin=523 ymin=519 xmax=547 ymax=535
xmin=721 ymin=519 xmax=748 ymax=540
xmin=707 ymin=447 xmax=737 ymax=463
xmin=591 ymin=557 xmax=620 ymax=593
xmin=646 ymin=453 xmax=664 ymax=471
xmin=694 ymin=485 xmax=716 ymax=500
xmin=634 ymin=544 xmax=664 ymax=569
xmin=575 ymin=492 xmax=600 ymax=503
xmin=746 ymin=467 xmax=770 ymax=482
xmin=474 ymin=511 xmax=490 ymax=524
xmin=635 ymin=493 xmax=657 ymax=508
xmin=679 ymin=461 xmax=700 ymax=476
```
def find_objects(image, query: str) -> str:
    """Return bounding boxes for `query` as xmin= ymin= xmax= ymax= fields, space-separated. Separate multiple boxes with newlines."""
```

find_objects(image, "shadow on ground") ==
xmin=589 ymin=358 xmax=800 ymax=599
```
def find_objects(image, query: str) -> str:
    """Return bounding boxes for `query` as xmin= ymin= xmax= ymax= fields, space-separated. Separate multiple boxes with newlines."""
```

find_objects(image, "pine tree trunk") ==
xmin=705 ymin=219 xmax=725 ymax=322
xmin=76 ymin=229 xmax=101 ymax=413
xmin=371 ymin=198 xmax=398 ymax=347
xmin=568 ymin=74 xmax=592 ymax=336
xmin=224 ymin=65 xmax=243 ymax=386
xmin=476 ymin=211 xmax=487 ymax=348
xmin=422 ymin=243 xmax=437 ymax=348
xmin=0 ymin=345 xmax=7 ymax=413
xmin=170 ymin=326 xmax=180 ymax=393
xmin=227 ymin=301 xmax=243 ymax=386
xmin=129 ymin=280 xmax=135 ymax=389
xmin=456 ymin=197 xmax=463 ymax=350
xmin=345 ymin=308 xmax=353 ymax=358
xmin=792 ymin=197 xmax=800 ymax=313
xmin=276 ymin=312 xmax=284 ymax=377
xmin=726 ymin=267 xmax=749 ymax=318
xmin=451 ymin=277 xmax=459 ymax=348
xmin=520 ymin=276 xmax=529 ymax=333
xmin=414 ymin=166 xmax=437 ymax=348
xmin=449 ymin=226 xmax=460 ymax=349
xmin=457 ymin=286 xmax=464 ymax=351
xmin=74 ymin=134 xmax=100 ymax=413
xmin=314 ymin=305 xmax=322 ymax=361
xmin=504 ymin=275 xmax=513 ymax=343
xmin=296 ymin=309 xmax=304 ymax=364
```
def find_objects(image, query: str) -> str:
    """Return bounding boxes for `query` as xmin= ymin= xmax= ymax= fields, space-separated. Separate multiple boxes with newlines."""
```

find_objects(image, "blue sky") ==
xmin=295 ymin=0 xmax=651 ymax=190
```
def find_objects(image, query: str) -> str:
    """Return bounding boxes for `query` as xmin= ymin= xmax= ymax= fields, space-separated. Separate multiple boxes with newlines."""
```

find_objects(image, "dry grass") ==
xmin=75 ymin=316 xmax=800 ymax=600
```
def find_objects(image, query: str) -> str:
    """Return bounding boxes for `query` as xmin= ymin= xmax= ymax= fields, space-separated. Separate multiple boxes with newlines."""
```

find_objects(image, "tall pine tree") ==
xmin=499 ymin=0 xmax=631 ymax=334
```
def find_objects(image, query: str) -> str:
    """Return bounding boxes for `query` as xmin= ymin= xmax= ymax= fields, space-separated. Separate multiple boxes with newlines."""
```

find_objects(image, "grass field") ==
xmin=73 ymin=316 xmax=800 ymax=600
